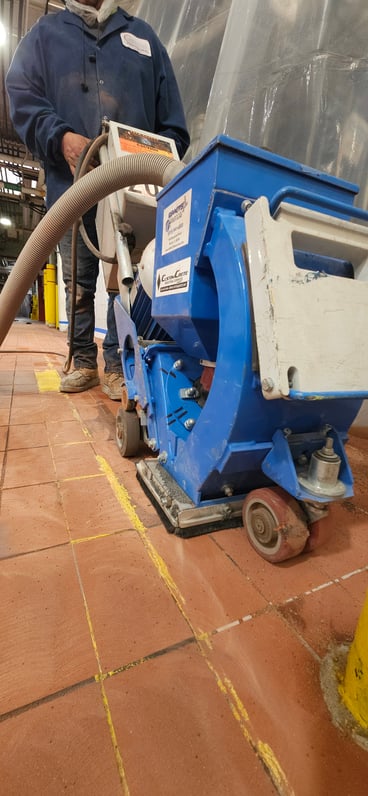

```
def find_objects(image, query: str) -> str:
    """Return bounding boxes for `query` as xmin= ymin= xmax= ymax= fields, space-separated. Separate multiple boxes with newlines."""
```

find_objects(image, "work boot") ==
xmin=102 ymin=372 xmax=123 ymax=401
xmin=60 ymin=367 xmax=99 ymax=393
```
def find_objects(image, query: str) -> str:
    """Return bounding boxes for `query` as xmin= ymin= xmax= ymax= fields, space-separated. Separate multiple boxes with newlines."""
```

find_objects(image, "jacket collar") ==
xmin=62 ymin=6 xmax=133 ymax=38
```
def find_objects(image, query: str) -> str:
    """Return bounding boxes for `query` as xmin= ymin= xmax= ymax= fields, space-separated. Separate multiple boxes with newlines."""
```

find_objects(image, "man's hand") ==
xmin=61 ymin=131 xmax=92 ymax=175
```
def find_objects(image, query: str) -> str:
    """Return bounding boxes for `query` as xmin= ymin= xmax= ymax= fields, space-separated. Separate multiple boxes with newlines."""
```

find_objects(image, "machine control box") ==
xmin=96 ymin=122 xmax=180 ymax=292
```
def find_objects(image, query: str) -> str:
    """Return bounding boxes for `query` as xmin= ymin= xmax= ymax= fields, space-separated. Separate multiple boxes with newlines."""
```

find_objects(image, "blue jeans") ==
xmin=59 ymin=207 xmax=122 ymax=373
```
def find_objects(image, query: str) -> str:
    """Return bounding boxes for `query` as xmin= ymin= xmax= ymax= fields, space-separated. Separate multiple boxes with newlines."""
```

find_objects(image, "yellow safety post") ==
xmin=55 ymin=278 xmax=59 ymax=328
xmin=43 ymin=263 xmax=56 ymax=327
xmin=31 ymin=293 xmax=38 ymax=320
xmin=339 ymin=588 xmax=368 ymax=729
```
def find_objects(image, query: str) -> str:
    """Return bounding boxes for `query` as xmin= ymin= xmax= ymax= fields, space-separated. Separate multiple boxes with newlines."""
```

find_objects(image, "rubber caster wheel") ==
xmin=242 ymin=487 xmax=309 ymax=563
xmin=116 ymin=407 xmax=140 ymax=457
xmin=304 ymin=514 xmax=334 ymax=553
xmin=121 ymin=384 xmax=135 ymax=412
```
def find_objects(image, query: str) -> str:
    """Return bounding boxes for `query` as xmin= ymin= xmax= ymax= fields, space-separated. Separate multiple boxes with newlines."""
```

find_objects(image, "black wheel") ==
xmin=116 ymin=407 xmax=140 ymax=457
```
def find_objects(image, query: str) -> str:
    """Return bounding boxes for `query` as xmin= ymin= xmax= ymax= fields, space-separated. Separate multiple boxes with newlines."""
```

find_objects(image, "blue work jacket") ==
xmin=6 ymin=7 xmax=190 ymax=207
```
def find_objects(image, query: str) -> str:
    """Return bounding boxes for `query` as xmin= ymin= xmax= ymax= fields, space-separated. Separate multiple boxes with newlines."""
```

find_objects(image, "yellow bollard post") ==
xmin=31 ymin=293 xmax=38 ymax=320
xmin=43 ymin=263 xmax=56 ymax=327
xmin=55 ymin=277 xmax=59 ymax=328
xmin=339 ymin=588 xmax=368 ymax=729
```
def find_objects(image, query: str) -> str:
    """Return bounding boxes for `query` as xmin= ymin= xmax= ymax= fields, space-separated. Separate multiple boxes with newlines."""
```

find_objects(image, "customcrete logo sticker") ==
xmin=162 ymin=189 xmax=192 ymax=255
xmin=155 ymin=258 xmax=191 ymax=297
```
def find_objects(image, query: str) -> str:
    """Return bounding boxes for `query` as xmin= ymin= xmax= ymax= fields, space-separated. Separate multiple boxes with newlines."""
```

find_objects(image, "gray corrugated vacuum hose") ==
xmin=0 ymin=153 xmax=184 ymax=346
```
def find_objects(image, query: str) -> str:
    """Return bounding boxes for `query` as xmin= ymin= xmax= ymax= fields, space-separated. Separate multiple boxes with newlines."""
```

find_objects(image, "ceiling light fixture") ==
xmin=0 ymin=217 xmax=12 ymax=227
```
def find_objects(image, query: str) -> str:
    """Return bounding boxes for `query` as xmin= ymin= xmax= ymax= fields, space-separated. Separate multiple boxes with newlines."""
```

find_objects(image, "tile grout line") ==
xmin=274 ymin=566 xmax=368 ymax=665
xmin=211 ymin=532 xmax=368 ymax=609
xmin=96 ymin=456 xmax=189 ymax=610
xmin=0 ymin=358 xmax=15 ymax=513
xmin=7 ymin=373 xmax=364 ymax=791
xmin=44 ymin=408 xmax=131 ymax=796
xmin=97 ymin=454 xmax=295 ymax=796
xmin=100 ymin=636 xmax=195 ymax=680
xmin=0 ymin=678 xmax=96 ymax=723
xmin=4 ymin=374 xmax=368 ymax=763
xmin=70 ymin=542 xmax=131 ymax=796
xmin=275 ymin=606 xmax=322 ymax=664
xmin=36 ymin=383 xmax=367 ymax=793
xmin=281 ymin=565 xmax=368 ymax=606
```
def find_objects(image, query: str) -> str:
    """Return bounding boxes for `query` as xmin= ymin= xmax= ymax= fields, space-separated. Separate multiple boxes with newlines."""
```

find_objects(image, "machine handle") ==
xmin=269 ymin=186 xmax=368 ymax=223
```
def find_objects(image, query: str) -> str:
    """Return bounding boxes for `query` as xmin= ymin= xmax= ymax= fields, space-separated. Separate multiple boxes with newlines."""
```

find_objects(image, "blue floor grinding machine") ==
xmin=105 ymin=131 xmax=368 ymax=563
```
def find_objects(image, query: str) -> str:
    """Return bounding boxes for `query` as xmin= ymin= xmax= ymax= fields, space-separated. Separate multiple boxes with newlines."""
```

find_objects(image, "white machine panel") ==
xmin=245 ymin=197 xmax=368 ymax=399
xmin=106 ymin=122 xmax=178 ymax=259
xmin=96 ymin=122 xmax=179 ymax=295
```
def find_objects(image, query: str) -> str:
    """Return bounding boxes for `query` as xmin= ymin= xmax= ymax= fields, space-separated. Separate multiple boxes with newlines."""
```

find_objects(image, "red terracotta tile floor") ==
xmin=0 ymin=321 xmax=368 ymax=795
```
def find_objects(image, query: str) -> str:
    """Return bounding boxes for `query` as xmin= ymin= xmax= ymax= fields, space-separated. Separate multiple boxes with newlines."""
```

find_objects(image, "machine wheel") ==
xmin=116 ymin=407 xmax=140 ymax=457
xmin=304 ymin=514 xmax=334 ymax=553
xmin=121 ymin=384 xmax=135 ymax=412
xmin=242 ymin=487 xmax=309 ymax=563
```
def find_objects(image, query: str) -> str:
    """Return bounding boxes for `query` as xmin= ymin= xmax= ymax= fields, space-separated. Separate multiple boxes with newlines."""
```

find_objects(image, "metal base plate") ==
xmin=298 ymin=472 xmax=346 ymax=498
xmin=136 ymin=459 xmax=243 ymax=538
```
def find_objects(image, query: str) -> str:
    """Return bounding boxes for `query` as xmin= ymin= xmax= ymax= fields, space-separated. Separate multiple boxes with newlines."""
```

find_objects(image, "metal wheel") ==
xmin=242 ymin=487 xmax=309 ymax=563
xmin=116 ymin=407 xmax=140 ymax=457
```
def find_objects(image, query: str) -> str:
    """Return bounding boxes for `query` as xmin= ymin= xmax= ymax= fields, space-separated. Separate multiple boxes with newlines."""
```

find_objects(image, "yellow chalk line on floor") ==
xmin=205 ymin=660 xmax=293 ymax=795
xmin=41 ymin=411 xmax=130 ymax=793
xmin=72 ymin=531 xmax=120 ymax=544
xmin=71 ymin=406 xmax=94 ymax=440
xmin=96 ymin=454 xmax=186 ymax=608
xmin=60 ymin=472 xmax=105 ymax=483
xmin=97 ymin=454 xmax=294 ymax=796
xmin=70 ymin=543 xmax=130 ymax=796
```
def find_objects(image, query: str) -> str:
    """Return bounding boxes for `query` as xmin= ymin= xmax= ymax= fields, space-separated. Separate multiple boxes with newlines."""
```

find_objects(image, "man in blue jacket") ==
xmin=6 ymin=0 xmax=189 ymax=397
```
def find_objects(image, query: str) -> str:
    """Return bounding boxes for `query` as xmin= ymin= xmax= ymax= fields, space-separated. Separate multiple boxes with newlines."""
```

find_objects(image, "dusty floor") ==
xmin=0 ymin=321 xmax=368 ymax=795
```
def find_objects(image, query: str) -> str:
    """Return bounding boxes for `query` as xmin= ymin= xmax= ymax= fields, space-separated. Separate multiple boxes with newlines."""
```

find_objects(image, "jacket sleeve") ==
xmin=6 ymin=26 xmax=73 ymax=165
xmin=154 ymin=44 xmax=190 ymax=160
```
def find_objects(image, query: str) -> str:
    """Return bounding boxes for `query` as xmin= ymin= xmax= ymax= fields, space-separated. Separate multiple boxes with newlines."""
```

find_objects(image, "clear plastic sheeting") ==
xmin=133 ymin=0 xmax=232 ymax=159
xmin=199 ymin=0 xmax=368 ymax=207
xmin=131 ymin=0 xmax=368 ymax=206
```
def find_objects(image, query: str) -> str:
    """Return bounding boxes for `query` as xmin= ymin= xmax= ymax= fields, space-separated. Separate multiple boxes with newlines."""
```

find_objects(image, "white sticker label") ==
xmin=155 ymin=258 xmax=191 ymax=297
xmin=121 ymin=32 xmax=152 ymax=57
xmin=162 ymin=189 xmax=191 ymax=255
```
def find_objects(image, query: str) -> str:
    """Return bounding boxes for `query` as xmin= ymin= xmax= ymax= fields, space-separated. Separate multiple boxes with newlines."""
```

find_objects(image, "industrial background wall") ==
xmin=134 ymin=0 xmax=368 ymax=208
xmin=1 ymin=0 xmax=368 ymax=263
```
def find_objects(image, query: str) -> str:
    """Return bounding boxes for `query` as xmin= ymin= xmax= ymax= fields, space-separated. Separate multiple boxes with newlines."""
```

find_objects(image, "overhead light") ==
xmin=0 ymin=22 xmax=7 ymax=47
xmin=0 ymin=217 xmax=12 ymax=227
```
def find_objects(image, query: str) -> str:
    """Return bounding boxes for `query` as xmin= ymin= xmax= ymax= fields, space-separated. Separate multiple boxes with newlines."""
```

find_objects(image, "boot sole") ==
xmin=102 ymin=383 xmax=122 ymax=401
xmin=60 ymin=377 xmax=100 ymax=393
